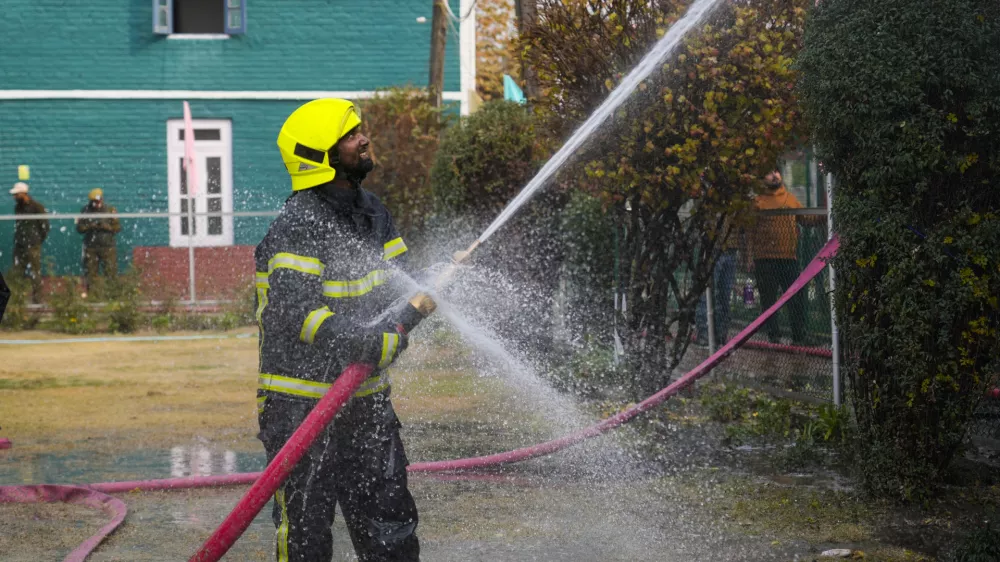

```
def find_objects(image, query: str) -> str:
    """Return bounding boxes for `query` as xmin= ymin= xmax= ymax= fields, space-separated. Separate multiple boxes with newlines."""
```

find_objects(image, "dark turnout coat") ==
xmin=254 ymin=182 xmax=422 ymax=400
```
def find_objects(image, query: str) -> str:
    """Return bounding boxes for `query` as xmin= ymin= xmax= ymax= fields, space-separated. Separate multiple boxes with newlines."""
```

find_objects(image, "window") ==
xmin=153 ymin=0 xmax=245 ymax=35
xmin=166 ymin=119 xmax=234 ymax=247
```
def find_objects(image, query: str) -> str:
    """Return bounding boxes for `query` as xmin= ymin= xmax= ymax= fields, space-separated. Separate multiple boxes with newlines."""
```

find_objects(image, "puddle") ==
xmin=0 ymin=446 xmax=266 ymax=487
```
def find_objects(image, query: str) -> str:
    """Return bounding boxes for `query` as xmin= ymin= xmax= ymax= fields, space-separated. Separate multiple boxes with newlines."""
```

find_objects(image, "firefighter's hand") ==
xmin=408 ymin=292 xmax=437 ymax=316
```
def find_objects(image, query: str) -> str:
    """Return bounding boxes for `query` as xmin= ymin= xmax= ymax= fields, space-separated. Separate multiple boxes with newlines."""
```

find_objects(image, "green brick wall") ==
xmin=0 ymin=0 xmax=466 ymax=274
xmin=0 ymin=100 xmax=301 ymax=273
xmin=1 ymin=0 xmax=462 ymax=92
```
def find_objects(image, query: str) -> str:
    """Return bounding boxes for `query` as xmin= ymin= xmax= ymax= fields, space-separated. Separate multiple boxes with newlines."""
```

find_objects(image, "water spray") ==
xmin=433 ymin=0 xmax=720 ymax=281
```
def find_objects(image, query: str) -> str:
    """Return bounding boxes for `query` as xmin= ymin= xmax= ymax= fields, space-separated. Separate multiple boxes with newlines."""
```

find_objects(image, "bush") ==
xmin=104 ymin=269 xmax=143 ymax=333
xmin=431 ymin=100 xmax=539 ymax=217
xmin=798 ymin=0 xmax=1000 ymax=500
xmin=559 ymin=191 xmax=616 ymax=343
xmin=0 ymin=275 xmax=40 ymax=330
xmin=48 ymin=278 xmax=98 ymax=334
xmin=430 ymin=101 xmax=566 ymax=354
xmin=943 ymin=522 xmax=1000 ymax=562
xmin=547 ymin=344 xmax=629 ymax=398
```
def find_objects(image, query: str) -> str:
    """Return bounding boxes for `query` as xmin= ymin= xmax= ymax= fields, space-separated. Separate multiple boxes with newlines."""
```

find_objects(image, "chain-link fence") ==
xmin=0 ymin=210 xmax=277 ymax=309
xmin=683 ymin=208 xmax=835 ymax=403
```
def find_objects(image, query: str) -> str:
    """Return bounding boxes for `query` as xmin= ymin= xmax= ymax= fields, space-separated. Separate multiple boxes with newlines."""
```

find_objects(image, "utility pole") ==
xmin=514 ymin=0 xmax=539 ymax=99
xmin=428 ymin=0 xmax=448 ymax=109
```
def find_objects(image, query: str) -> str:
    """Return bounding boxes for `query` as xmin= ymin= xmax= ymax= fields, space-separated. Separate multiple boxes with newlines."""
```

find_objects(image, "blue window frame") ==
xmin=153 ymin=0 xmax=246 ymax=35
xmin=225 ymin=0 xmax=247 ymax=35
xmin=153 ymin=0 xmax=172 ymax=34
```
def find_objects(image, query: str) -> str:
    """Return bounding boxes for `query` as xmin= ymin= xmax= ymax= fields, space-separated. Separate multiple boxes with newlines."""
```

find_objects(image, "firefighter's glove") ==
xmin=374 ymin=324 xmax=409 ymax=369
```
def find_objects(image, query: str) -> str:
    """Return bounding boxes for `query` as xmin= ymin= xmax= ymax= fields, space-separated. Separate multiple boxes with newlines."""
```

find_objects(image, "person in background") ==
xmin=746 ymin=170 xmax=824 ymax=345
xmin=9 ymin=182 xmax=49 ymax=303
xmin=76 ymin=188 xmax=121 ymax=298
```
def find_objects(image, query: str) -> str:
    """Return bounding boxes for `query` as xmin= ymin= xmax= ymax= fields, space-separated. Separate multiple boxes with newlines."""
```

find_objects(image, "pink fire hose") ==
xmin=4 ymin=239 xmax=847 ymax=561
xmin=0 ymin=485 xmax=127 ymax=562
xmin=188 ymin=362 xmax=373 ymax=562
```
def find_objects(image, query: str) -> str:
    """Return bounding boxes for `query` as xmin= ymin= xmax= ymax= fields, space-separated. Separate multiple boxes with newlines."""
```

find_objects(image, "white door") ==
xmin=167 ymin=119 xmax=234 ymax=247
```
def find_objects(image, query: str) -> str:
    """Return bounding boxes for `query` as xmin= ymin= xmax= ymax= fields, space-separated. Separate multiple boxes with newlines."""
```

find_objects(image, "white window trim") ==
xmin=459 ymin=0 xmax=476 ymax=116
xmin=166 ymin=119 xmax=235 ymax=247
xmin=0 ymin=90 xmax=464 ymax=103
xmin=167 ymin=33 xmax=230 ymax=40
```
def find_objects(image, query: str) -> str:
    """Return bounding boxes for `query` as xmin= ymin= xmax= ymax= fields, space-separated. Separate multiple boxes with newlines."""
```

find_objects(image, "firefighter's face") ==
xmin=335 ymin=126 xmax=374 ymax=175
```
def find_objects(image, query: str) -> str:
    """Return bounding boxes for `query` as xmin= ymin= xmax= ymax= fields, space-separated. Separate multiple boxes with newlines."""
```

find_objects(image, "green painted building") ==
xmin=0 ymin=0 xmax=475 ymax=289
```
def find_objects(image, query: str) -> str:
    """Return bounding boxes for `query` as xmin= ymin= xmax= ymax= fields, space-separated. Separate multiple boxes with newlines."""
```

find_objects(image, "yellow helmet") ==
xmin=88 ymin=188 xmax=103 ymax=200
xmin=277 ymin=98 xmax=363 ymax=191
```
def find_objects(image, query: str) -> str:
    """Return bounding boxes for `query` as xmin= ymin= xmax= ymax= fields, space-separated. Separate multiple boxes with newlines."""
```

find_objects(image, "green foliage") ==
xmin=525 ymin=0 xmax=810 ymax=393
xmin=559 ymin=191 xmax=616 ymax=339
xmin=698 ymin=383 xmax=853 ymax=469
xmin=358 ymin=87 xmax=447 ymax=237
xmin=547 ymin=344 xmax=628 ymax=397
xmin=221 ymin=280 xmax=257 ymax=328
xmin=104 ymin=269 xmax=143 ymax=333
xmin=47 ymin=278 xmax=98 ymax=334
xmin=0 ymin=275 xmax=40 ymax=330
xmin=943 ymin=522 xmax=1000 ymax=562
xmin=798 ymin=0 xmax=1000 ymax=501
xmin=431 ymin=101 xmax=539 ymax=218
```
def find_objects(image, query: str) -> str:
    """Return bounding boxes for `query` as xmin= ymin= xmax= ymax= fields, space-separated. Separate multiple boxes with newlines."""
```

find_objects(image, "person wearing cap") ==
xmin=9 ymin=182 xmax=49 ymax=303
xmin=76 ymin=188 xmax=121 ymax=297
xmin=255 ymin=98 xmax=436 ymax=561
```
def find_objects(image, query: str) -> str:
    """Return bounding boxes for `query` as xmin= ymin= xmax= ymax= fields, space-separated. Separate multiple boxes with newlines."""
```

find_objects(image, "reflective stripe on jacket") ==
xmin=254 ymin=183 xmax=412 ymax=400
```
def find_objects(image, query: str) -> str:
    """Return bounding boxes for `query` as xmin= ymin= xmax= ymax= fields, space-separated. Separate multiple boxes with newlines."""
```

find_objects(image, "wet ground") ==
xmin=0 ymin=329 xmax=831 ymax=561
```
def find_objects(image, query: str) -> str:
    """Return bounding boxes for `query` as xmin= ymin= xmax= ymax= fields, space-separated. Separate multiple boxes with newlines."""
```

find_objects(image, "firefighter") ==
xmin=256 ymin=98 xmax=436 ymax=562
xmin=76 ymin=188 xmax=121 ymax=298
xmin=9 ymin=182 xmax=49 ymax=303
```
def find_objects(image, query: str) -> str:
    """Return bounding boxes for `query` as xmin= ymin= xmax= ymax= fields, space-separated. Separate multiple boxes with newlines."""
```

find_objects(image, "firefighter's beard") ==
xmin=337 ymin=156 xmax=374 ymax=185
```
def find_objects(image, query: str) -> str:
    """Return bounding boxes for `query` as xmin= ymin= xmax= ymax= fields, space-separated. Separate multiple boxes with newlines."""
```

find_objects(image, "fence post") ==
xmin=706 ymin=281 xmax=716 ymax=354
xmin=826 ymin=173 xmax=841 ymax=406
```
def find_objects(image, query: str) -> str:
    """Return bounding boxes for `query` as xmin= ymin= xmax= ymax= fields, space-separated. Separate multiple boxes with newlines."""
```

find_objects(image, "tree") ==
xmin=798 ymin=0 xmax=1000 ymax=500
xmin=524 ymin=0 xmax=809 ymax=394
xmin=477 ymin=0 xmax=520 ymax=101
xmin=428 ymin=0 xmax=449 ymax=109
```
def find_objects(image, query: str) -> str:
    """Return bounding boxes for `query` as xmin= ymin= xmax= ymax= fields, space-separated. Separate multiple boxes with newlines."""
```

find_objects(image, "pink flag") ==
xmin=182 ymin=101 xmax=198 ymax=196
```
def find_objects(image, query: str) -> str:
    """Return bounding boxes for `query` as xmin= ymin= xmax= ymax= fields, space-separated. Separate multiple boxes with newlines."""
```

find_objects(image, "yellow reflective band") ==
xmin=377 ymin=332 xmax=400 ymax=369
xmin=267 ymin=253 xmax=324 ymax=276
xmin=322 ymin=269 xmax=389 ymax=298
xmin=259 ymin=374 xmax=330 ymax=399
xmin=383 ymin=237 xmax=408 ymax=260
xmin=257 ymin=396 xmax=267 ymax=414
xmin=259 ymin=374 xmax=389 ymax=399
xmin=353 ymin=375 xmax=391 ymax=397
xmin=276 ymin=488 xmax=289 ymax=562
xmin=299 ymin=306 xmax=334 ymax=344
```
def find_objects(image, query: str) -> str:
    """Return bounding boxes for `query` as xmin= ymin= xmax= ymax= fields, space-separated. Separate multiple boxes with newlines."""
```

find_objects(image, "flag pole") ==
xmin=183 ymin=102 xmax=198 ymax=304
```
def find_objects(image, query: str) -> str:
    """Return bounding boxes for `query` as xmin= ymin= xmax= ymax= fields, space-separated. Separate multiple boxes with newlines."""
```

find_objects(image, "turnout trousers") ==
xmin=257 ymin=390 xmax=420 ymax=562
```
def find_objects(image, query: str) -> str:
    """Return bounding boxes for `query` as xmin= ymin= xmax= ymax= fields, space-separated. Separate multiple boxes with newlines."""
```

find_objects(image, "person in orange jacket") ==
xmin=746 ymin=170 xmax=824 ymax=345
